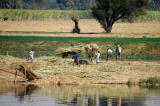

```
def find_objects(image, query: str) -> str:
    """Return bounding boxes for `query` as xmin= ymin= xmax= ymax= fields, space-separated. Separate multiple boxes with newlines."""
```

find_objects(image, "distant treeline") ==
xmin=0 ymin=0 xmax=160 ymax=10
xmin=0 ymin=0 xmax=95 ymax=10
xmin=0 ymin=9 xmax=160 ymax=21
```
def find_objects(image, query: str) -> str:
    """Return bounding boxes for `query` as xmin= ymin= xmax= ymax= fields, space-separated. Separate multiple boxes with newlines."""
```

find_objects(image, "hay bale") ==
xmin=90 ymin=43 xmax=99 ymax=50
xmin=85 ymin=43 xmax=99 ymax=55
xmin=56 ymin=46 xmax=85 ymax=58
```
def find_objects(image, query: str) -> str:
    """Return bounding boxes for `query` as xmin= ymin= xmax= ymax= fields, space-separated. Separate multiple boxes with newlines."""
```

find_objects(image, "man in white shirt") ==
xmin=96 ymin=51 xmax=100 ymax=64
xmin=107 ymin=46 xmax=113 ymax=60
xmin=27 ymin=49 xmax=34 ymax=63
xmin=116 ymin=45 xmax=122 ymax=60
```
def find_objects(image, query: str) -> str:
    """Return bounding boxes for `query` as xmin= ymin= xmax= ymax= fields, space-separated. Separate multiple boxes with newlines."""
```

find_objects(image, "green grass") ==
xmin=1 ymin=51 xmax=160 ymax=60
xmin=138 ymin=11 xmax=160 ymax=21
xmin=0 ymin=36 xmax=159 ymax=60
xmin=0 ymin=36 xmax=160 ymax=43
xmin=139 ymin=77 xmax=160 ymax=85
xmin=0 ymin=9 xmax=92 ymax=20
xmin=0 ymin=9 xmax=160 ymax=21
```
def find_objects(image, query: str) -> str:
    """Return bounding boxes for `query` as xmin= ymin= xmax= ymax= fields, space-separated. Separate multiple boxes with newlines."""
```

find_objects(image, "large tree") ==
xmin=92 ymin=0 xmax=148 ymax=33
xmin=147 ymin=0 xmax=160 ymax=10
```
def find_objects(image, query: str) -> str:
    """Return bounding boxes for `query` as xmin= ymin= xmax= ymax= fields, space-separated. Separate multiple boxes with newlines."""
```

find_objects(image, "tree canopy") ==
xmin=1 ymin=0 xmax=158 ymax=10
xmin=92 ymin=0 xmax=149 ymax=33
xmin=0 ymin=0 xmax=95 ymax=10
xmin=147 ymin=0 xmax=160 ymax=10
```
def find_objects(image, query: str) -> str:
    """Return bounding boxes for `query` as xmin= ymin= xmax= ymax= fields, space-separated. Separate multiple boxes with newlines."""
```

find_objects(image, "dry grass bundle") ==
xmin=0 ymin=55 xmax=24 ymax=67
xmin=85 ymin=43 xmax=100 ymax=55
xmin=55 ymin=46 xmax=85 ymax=57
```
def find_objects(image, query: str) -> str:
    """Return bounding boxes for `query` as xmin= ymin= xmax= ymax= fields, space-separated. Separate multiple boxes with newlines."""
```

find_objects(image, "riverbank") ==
xmin=0 ymin=55 xmax=159 ymax=85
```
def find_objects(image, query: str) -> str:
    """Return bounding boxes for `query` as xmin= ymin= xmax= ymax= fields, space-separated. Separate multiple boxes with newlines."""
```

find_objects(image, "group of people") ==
xmin=27 ymin=45 xmax=122 ymax=66
xmin=72 ymin=44 xmax=122 ymax=67
xmin=106 ymin=44 xmax=122 ymax=60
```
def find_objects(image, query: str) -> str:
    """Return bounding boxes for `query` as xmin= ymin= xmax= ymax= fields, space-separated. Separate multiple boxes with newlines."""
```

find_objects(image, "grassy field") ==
xmin=0 ymin=9 xmax=160 ymax=21
xmin=0 ymin=36 xmax=160 ymax=42
xmin=0 ymin=19 xmax=159 ymax=60
xmin=0 ymin=36 xmax=159 ymax=60
xmin=0 ymin=10 xmax=159 ymax=84
xmin=0 ymin=20 xmax=160 ymax=37
xmin=0 ymin=9 xmax=92 ymax=20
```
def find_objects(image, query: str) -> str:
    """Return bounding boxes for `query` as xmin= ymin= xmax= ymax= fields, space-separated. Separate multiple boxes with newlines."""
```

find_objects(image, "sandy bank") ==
xmin=0 ymin=55 xmax=160 ymax=85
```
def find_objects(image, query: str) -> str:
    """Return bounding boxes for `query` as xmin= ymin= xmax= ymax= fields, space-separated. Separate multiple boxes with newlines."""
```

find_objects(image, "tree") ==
xmin=0 ymin=0 xmax=18 ymax=9
xmin=92 ymin=0 xmax=148 ymax=33
xmin=147 ymin=0 xmax=160 ymax=10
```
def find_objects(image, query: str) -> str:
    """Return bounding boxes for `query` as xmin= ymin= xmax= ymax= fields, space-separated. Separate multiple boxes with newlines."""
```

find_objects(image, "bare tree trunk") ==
xmin=73 ymin=21 xmax=80 ymax=33
xmin=104 ymin=23 xmax=113 ymax=33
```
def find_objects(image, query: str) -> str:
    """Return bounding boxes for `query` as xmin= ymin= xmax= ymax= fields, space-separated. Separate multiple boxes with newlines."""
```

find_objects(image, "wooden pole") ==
xmin=0 ymin=67 xmax=25 ymax=78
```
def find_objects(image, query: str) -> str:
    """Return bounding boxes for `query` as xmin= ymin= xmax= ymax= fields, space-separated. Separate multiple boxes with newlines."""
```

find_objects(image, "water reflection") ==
xmin=14 ymin=84 xmax=38 ymax=102
xmin=0 ymin=83 xmax=160 ymax=106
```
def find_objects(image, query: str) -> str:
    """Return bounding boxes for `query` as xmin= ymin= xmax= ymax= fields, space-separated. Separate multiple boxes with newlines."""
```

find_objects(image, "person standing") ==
xmin=27 ymin=49 xmax=34 ymax=63
xmin=106 ymin=46 xmax=113 ymax=60
xmin=116 ymin=45 xmax=122 ymax=60
xmin=96 ymin=51 xmax=100 ymax=64
xmin=72 ymin=54 xmax=80 ymax=67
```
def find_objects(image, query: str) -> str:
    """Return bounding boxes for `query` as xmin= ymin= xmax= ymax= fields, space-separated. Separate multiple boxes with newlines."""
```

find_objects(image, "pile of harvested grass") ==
xmin=85 ymin=43 xmax=100 ymax=55
xmin=55 ymin=45 xmax=85 ymax=57
xmin=0 ymin=55 xmax=24 ymax=67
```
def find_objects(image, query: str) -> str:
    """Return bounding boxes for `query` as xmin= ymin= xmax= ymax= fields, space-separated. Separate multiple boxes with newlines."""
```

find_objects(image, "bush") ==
xmin=139 ymin=77 xmax=160 ymax=85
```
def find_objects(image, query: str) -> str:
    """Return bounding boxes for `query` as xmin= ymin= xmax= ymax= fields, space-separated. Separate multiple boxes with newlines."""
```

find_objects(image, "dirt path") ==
xmin=0 ymin=20 xmax=160 ymax=38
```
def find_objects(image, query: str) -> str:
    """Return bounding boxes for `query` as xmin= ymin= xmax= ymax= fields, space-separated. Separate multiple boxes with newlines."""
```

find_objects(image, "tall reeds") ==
xmin=0 ymin=9 xmax=159 ymax=21
xmin=0 ymin=9 xmax=92 ymax=21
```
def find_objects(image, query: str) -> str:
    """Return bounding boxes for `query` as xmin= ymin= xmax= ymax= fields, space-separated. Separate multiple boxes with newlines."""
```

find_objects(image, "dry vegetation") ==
xmin=0 ymin=19 xmax=160 ymax=85
xmin=0 ymin=19 xmax=160 ymax=38
xmin=0 ymin=55 xmax=160 ymax=85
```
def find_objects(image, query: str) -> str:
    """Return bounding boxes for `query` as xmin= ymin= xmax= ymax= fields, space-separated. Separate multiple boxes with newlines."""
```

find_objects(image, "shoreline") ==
xmin=0 ymin=55 xmax=160 ymax=85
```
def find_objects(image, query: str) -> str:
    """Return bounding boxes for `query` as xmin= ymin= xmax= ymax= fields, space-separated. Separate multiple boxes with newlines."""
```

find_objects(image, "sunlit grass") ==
xmin=0 ymin=36 xmax=159 ymax=60
xmin=0 ymin=9 xmax=160 ymax=21
xmin=0 ymin=36 xmax=159 ymax=42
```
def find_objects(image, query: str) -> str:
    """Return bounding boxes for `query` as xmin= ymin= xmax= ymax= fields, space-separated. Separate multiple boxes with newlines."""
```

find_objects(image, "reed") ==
xmin=0 ymin=9 xmax=160 ymax=21
xmin=0 ymin=9 xmax=92 ymax=20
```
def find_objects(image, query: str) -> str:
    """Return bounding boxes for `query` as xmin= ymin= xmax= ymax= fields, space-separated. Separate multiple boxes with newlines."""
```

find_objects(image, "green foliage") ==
xmin=139 ymin=77 xmax=160 ymax=85
xmin=1 ymin=51 xmax=160 ymax=60
xmin=0 ymin=0 xmax=159 ymax=10
xmin=0 ymin=0 xmax=95 ymax=10
xmin=0 ymin=9 xmax=93 ymax=20
xmin=147 ymin=0 xmax=160 ymax=10
xmin=138 ymin=11 xmax=160 ymax=21
xmin=0 ymin=36 xmax=159 ymax=60
xmin=146 ymin=77 xmax=160 ymax=84
xmin=0 ymin=9 xmax=160 ymax=21
xmin=0 ymin=36 xmax=160 ymax=42
xmin=92 ymin=0 xmax=149 ymax=33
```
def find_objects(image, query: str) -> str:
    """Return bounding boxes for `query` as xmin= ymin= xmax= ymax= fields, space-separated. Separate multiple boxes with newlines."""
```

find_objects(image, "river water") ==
xmin=0 ymin=82 xmax=160 ymax=106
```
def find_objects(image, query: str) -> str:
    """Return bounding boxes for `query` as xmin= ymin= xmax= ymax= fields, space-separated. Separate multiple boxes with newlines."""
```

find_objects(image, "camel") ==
xmin=85 ymin=43 xmax=99 ymax=64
